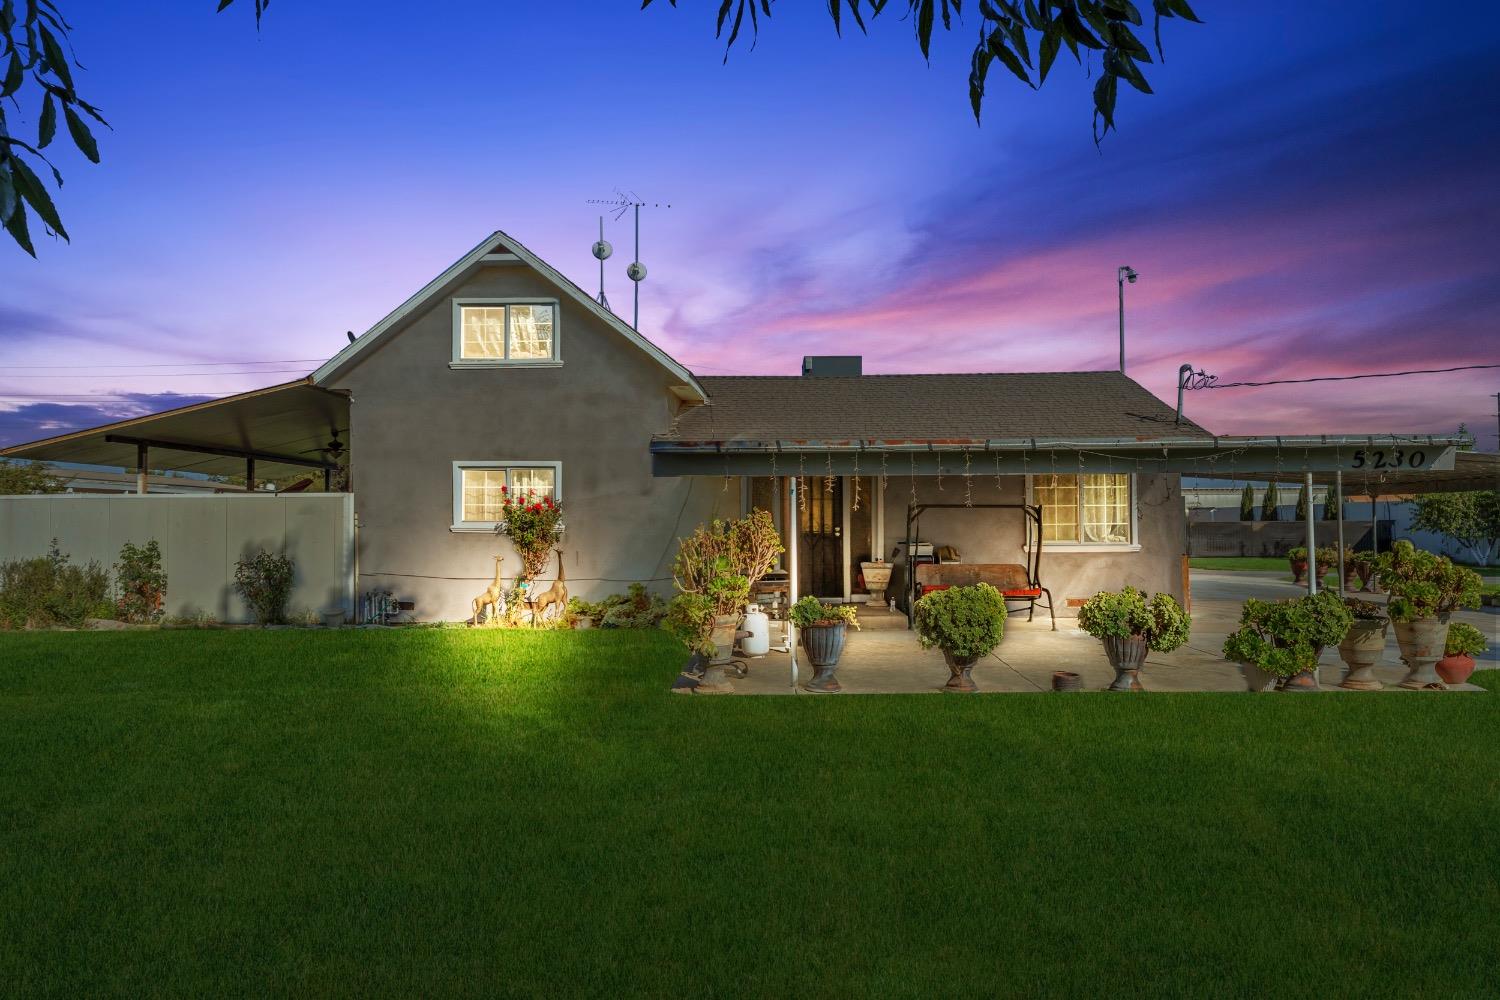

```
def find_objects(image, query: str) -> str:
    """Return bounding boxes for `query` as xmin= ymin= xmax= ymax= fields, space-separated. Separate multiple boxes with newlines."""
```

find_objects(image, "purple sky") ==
xmin=1 ymin=2 xmax=1496 ymax=449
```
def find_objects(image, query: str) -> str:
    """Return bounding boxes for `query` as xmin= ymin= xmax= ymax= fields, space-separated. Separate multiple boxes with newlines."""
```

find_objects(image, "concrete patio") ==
xmin=723 ymin=570 xmax=1495 ymax=695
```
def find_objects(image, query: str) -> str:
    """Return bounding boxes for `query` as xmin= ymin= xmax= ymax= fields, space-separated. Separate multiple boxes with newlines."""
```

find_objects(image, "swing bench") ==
xmin=904 ymin=503 xmax=1057 ymax=631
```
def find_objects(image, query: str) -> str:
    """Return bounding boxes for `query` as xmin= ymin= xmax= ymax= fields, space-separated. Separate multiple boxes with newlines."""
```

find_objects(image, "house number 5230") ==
xmin=1350 ymin=449 xmax=1424 ymax=469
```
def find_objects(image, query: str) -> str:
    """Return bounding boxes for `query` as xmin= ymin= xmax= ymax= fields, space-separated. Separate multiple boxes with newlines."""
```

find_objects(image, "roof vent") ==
xmin=801 ymin=355 xmax=862 ymax=377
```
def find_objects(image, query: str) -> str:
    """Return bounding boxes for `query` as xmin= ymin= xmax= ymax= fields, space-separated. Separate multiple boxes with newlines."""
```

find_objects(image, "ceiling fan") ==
xmin=300 ymin=428 xmax=346 ymax=461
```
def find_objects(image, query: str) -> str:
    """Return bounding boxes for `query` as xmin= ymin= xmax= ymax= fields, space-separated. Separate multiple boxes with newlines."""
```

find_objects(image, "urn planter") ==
xmin=1238 ymin=661 xmax=1278 ymax=692
xmin=1435 ymin=653 xmax=1476 ymax=686
xmin=1102 ymin=634 xmax=1149 ymax=691
xmin=1337 ymin=619 xmax=1388 ymax=690
xmin=801 ymin=621 xmax=848 ymax=693
xmin=1289 ymin=559 xmax=1308 ymax=585
xmin=942 ymin=650 xmax=980 ymax=693
xmin=1393 ymin=619 xmax=1450 ymax=689
xmin=700 ymin=614 xmax=744 ymax=689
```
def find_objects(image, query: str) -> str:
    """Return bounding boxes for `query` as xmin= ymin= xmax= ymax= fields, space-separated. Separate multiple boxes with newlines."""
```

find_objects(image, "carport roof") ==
xmin=0 ymin=378 xmax=349 ymax=480
xmin=1190 ymin=450 xmax=1500 ymax=496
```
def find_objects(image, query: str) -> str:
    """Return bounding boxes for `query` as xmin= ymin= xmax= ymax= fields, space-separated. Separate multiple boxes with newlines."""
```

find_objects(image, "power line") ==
xmin=0 ymin=358 xmax=326 ymax=369
xmin=1198 ymin=362 xmax=1500 ymax=389
xmin=2 ymin=369 xmax=312 ymax=379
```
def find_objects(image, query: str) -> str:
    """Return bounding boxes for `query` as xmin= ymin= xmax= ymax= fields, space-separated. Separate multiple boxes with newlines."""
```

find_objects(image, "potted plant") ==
xmin=1222 ymin=591 xmax=1352 ymax=692
xmin=1376 ymin=540 xmax=1483 ymax=689
xmin=913 ymin=583 xmax=1006 ymax=692
xmin=1347 ymin=550 xmax=1377 ymax=592
xmin=789 ymin=596 xmax=860 ymax=693
xmin=664 ymin=591 xmax=720 ymax=683
xmin=1436 ymin=622 xmax=1487 ymax=686
xmin=1315 ymin=545 xmax=1339 ymax=587
xmin=1076 ymin=586 xmax=1191 ymax=691
xmin=670 ymin=510 xmax=785 ymax=673
xmin=1337 ymin=598 xmax=1388 ymax=690
xmin=1287 ymin=546 xmax=1309 ymax=585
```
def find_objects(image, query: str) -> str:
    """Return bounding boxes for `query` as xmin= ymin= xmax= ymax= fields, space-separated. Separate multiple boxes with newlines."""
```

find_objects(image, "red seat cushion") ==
xmin=919 ymin=584 xmax=952 ymax=595
xmin=1001 ymin=588 xmax=1043 ymax=598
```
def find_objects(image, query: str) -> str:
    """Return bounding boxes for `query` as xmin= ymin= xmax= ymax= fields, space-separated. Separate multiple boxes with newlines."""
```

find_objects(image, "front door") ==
xmin=798 ymin=476 xmax=843 ymax=598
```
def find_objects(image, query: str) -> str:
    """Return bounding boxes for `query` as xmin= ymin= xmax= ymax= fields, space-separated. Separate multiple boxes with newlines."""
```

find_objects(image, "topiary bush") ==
xmin=1076 ymin=586 xmax=1190 ymax=652
xmin=1375 ymin=540 xmax=1482 ymax=622
xmin=913 ymin=583 xmax=1005 ymax=661
xmin=233 ymin=549 xmax=296 ymax=625
xmin=1222 ymin=591 xmax=1353 ymax=677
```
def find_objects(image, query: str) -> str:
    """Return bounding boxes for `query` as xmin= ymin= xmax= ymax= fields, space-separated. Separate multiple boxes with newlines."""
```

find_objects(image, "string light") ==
xmin=963 ymin=449 xmax=973 ymax=507
xmin=851 ymin=451 xmax=862 ymax=513
xmin=880 ymin=451 xmax=889 ymax=495
xmin=909 ymin=451 xmax=918 ymax=507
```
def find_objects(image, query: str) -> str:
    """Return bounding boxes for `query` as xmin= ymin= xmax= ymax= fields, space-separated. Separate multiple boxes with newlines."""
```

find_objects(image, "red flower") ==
xmin=500 ymin=485 xmax=508 ymax=492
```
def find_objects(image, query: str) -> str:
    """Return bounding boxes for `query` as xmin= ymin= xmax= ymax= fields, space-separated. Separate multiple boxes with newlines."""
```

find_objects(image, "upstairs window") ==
xmin=453 ymin=300 xmax=558 ymax=364
xmin=1032 ymin=473 xmax=1132 ymax=545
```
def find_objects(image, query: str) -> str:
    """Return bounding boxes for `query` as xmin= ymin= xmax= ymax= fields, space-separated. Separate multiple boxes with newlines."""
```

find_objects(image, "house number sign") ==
xmin=1349 ymin=448 xmax=1426 ymax=470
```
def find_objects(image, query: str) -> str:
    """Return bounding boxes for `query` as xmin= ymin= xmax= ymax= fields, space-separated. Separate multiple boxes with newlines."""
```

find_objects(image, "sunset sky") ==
xmin=1 ymin=1 xmax=1496 ymax=449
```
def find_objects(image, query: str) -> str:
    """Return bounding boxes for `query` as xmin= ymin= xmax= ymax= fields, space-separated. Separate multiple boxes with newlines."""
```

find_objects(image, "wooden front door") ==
xmin=798 ymin=476 xmax=843 ymax=598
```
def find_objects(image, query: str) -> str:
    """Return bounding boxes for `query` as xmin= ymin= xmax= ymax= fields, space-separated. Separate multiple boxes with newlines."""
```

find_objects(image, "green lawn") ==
xmin=2 ymin=630 xmax=1497 ymax=997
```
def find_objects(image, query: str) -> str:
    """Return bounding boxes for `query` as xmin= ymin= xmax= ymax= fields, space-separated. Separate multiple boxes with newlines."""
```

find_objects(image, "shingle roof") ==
xmin=662 ymin=371 xmax=1213 ymax=443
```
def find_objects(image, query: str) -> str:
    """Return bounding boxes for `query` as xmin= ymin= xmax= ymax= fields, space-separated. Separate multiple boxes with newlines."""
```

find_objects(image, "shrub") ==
xmin=788 ymin=596 xmax=859 ymax=630
xmin=913 ymin=584 xmax=1005 ymax=661
xmin=1444 ymin=622 xmax=1488 ymax=657
xmin=1287 ymin=547 xmax=1308 ymax=563
xmin=566 ymin=597 xmax=601 ymax=620
xmin=1260 ymin=481 xmax=1281 ymax=521
xmin=1076 ymin=587 xmax=1191 ymax=652
xmin=496 ymin=489 xmax=563 ymax=580
xmin=1342 ymin=597 xmax=1387 ymax=622
xmin=663 ymin=591 xmax=716 ymax=657
xmin=115 ymin=540 xmax=167 ymax=624
xmin=1375 ymin=540 xmax=1482 ymax=622
xmin=1222 ymin=591 xmax=1353 ymax=676
xmin=0 ymin=540 xmax=109 ymax=629
xmin=1314 ymin=545 xmax=1339 ymax=568
xmin=233 ymin=549 xmax=296 ymax=625
xmin=1238 ymin=483 xmax=1255 ymax=521
xmin=672 ymin=510 xmax=785 ymax=615
xmin=598 ymin=584 xmax=667 ymax=629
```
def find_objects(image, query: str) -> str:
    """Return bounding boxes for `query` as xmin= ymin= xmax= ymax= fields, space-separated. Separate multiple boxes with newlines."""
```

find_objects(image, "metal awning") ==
xmin=0 ymin=379 xmax=349 ymax=485
xmin=1187 ymin=450 xmax=1498 ymax=496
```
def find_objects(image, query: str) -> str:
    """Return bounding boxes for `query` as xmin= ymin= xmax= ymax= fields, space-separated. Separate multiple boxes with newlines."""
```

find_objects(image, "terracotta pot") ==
xmin=1052 ymin=670 xmax=1082 ymax=692
xmin=1289 ymin=559 xmax=1308 ymax=584
xmin=942 ymin=650 xmax=980 ymax=693
xmin=1435 ymin=653 xmax=1476 ymax=686
xmin=1337 ymin=619 xmax=1388 ymax=690
xmin=1281 ymin=667 xmax=1320 ymax=692
xmin=801 ymin=622 xmax=847 ymax=693
xmin=1393 ymin=619 xmax=1450 ymax=690
xmin=1102 ymin=634 xmax=1148 ymax=691
xmin=1238 ymin=661 xmax=1278 ymax=692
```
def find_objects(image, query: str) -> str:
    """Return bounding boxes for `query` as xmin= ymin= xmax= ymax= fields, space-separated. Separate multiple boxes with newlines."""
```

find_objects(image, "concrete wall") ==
xmin=879 ymin=473 xmax=1188 ymax=616
xmin=0 ymin=494 xmax=354 ymax=622
xmin=329 ymin=263 xmax=738 ymax=620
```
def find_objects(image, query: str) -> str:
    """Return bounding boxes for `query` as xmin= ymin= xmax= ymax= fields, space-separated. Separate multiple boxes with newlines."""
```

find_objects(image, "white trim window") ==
xmin=451 ymin=298 xmax=559 ymax=366
xmin=452 ymin=461 xmax=561 ymax=531
xmin=1031 ymin=473 xmax=1135 ymax=547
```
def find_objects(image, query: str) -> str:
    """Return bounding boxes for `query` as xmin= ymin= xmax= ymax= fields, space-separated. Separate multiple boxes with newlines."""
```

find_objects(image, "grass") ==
xmin=2 ymin=629 xmax=1498 ymax=998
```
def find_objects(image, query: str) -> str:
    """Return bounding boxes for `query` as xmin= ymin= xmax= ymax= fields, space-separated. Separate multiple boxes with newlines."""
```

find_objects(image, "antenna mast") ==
xmin=587 ymin=191 xmax=670 ymax=330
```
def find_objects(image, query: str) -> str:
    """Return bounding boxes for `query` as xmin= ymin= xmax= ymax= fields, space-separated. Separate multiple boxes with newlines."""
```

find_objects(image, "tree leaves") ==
xmin=63 ymin=103 xmax=97 ymax=162
xmin=38 ymin=91 xmax=56 ymax=147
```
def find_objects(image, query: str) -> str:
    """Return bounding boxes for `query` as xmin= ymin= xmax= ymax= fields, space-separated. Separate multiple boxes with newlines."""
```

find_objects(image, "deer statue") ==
xmin=471 ymin=555 xmax=506 ymax=626
xmin=528 ymin=549 xmax=569 ymax=626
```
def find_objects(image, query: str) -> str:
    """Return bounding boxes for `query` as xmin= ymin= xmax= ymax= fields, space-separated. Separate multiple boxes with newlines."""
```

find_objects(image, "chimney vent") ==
xmin=801 ymin=355 xmax=862 ymax=377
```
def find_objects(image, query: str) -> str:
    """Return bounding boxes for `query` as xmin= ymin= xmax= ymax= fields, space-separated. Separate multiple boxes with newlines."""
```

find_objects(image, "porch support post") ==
xmin=788 ymin=474 xmax=799 ymax=691
xmin=1369 ymin=489 xmax=1378 ymax=557
xmin=1304 ymin=471 xmax=1317 ymax=596
xmin=323 ymin=467 xmax=332 ymax=492
xmin=1334 ymin=470 xmax=1345 ymax=593
xmin=246 ymin=456 xmax=256 ymax=493
xmin=135 ymin=442 xmax=148 ymax=495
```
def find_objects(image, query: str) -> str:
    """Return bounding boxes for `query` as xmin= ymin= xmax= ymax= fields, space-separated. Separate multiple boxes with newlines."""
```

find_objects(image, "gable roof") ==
xmin=311 ymin=230 xmax=706 ymax=400
xmin=662 ymin=371 xmax=1213 ymax=444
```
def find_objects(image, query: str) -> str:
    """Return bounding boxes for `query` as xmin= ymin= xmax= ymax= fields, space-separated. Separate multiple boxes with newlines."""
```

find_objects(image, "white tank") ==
xmin=741 ymin=605 xmax=771 ymax=657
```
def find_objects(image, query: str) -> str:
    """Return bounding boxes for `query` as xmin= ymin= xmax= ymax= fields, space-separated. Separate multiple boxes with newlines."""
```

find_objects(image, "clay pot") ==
xmin=942 ymin=650 xmax=980 ymax=693
xmin=1393 ymin=619 xmax=1450 ymax=690
xmin=1281 ymin=667 xmax=1320 ymax=692
xmin=1052 ymin=670 xmax=1082 ymax=692
xmin=1289 ymin=559 xmax=1308 ymax=584
xmin=801 ymin=622 xmax=848 ymax=693
xmin=1102 ymin=634 xmax=1148 ymax=691
xmin=1238 ymin=661 xmax=1278 ymax=692
xmin=1435 ymin=653 xmax=1476 ymax=686
xmin=1338 ymin=619 xmax=1388 ymax=690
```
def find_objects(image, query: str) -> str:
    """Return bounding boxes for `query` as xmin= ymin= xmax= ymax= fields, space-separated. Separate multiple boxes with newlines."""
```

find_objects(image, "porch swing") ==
xmin=903 ymin=503 xmax=1057 ymax=631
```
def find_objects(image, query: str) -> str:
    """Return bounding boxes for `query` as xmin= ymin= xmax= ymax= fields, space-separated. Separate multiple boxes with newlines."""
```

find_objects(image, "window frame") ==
xmin=450 ymin=298 xmax=562 ymax=368
xmin=1025 ymin=473 xmax=1140 ymax=551
xmin=451 ymin=460 xmax=562 ymax=532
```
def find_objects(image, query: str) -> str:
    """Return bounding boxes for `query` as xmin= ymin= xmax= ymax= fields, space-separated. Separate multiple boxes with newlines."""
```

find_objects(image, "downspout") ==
xmin=788 ymin=475 xmax=799 ymax=691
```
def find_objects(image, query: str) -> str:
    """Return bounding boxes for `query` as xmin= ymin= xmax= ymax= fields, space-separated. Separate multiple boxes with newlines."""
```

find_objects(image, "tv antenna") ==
xmin=590 ymin=216 xmax=612 ymax=312
xmin=587 ymin=191 xmax=670 ymax=330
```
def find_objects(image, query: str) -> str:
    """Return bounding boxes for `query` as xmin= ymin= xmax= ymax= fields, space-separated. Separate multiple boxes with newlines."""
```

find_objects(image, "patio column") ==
xmin=788 ymin=474 xmax=799 ymax=691
xmin=135 ymin=442 xmax=148 ymax=495
xmin=1334 ymin=470 xmax=1345 ymax=593
xmin=246 ymin=456 xmax=256 ymax=493
xmin=1304 ymin=471 xmax=1317 ymax=596
xmin=1369 ymin=489 xmax=1378 ymax=557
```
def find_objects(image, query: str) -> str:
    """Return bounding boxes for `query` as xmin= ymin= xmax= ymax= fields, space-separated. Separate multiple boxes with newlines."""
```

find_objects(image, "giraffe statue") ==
xmin=471 ymin=555 xmax=506 ymax=626
xmin=529 ymin=549 xmax=569 ymax=626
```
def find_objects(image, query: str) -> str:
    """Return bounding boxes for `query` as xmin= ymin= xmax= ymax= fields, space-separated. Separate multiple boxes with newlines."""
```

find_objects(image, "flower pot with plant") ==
xmin=1436 ymin=622 xmax=1487 ymax=686
xmin=668 ymin=510 xmax=785 ymax=687
xmin=789 ymin=596 xmax=860 ymax=692
xmin=1347 ymin=551 xmax=1377 ymax=592
xmin=1222 ymin=591 xmax=1353 ymax=692
xmin=913 ymin=583 xmax=1006 ymax=692
xmin=1315 ymin=545 xmax=1339 ymax=586
xmin=1337 ymin=598 xmax=1388 ymax=690
xmin=1287 ymin=546 xmax=1309 ymax=585
xmin=1376 ymin=540 xmax=1483 ymax=689
xmin=1075 ymin=586 xmax=1191 ymax=692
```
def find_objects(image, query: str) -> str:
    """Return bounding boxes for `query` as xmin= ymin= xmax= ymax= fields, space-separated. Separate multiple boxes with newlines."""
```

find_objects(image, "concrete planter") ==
xmin=1394 ymin=619 xmax=1450 ymax=690
xmin=941 ymin=650 xmax=980 ymax=693
xmin=700 ymin=614 xmax=744 ymax=690
xmin=1337 ymin=619 xmax=1388 ymax=690
xmin=1436 ymin=653 xmax=1476 ymax=686
xmin=1102 ymin=634 xmax=1148 ymax=691
xmin=801 ymin=622 xmax=848 ymax=693
xmin=1238 ymin=661 xmax=1278 ymax=692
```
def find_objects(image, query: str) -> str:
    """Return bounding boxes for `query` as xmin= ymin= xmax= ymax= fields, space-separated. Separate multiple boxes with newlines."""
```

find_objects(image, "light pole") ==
xmin=1117 ymin=265 xmax=1138 ymax=372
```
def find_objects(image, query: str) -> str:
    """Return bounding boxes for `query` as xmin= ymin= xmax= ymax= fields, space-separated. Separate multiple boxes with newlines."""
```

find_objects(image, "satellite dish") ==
xmin=592 ymin=239 xmax=613 ymax=261
xmin=627 ymin=261 xmax=647 ymax=283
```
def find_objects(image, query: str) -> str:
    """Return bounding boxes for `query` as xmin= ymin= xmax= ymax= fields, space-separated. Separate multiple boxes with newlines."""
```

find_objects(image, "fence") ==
xmin=0 ymin=493 xmax=354 ymax=623
xmin=1186 ymin=521 xmax=1389 ymax=558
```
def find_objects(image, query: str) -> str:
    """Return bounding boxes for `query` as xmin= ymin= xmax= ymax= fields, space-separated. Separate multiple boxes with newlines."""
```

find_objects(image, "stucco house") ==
xmin=1 ymin=231 xmax=1465 ymax=623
